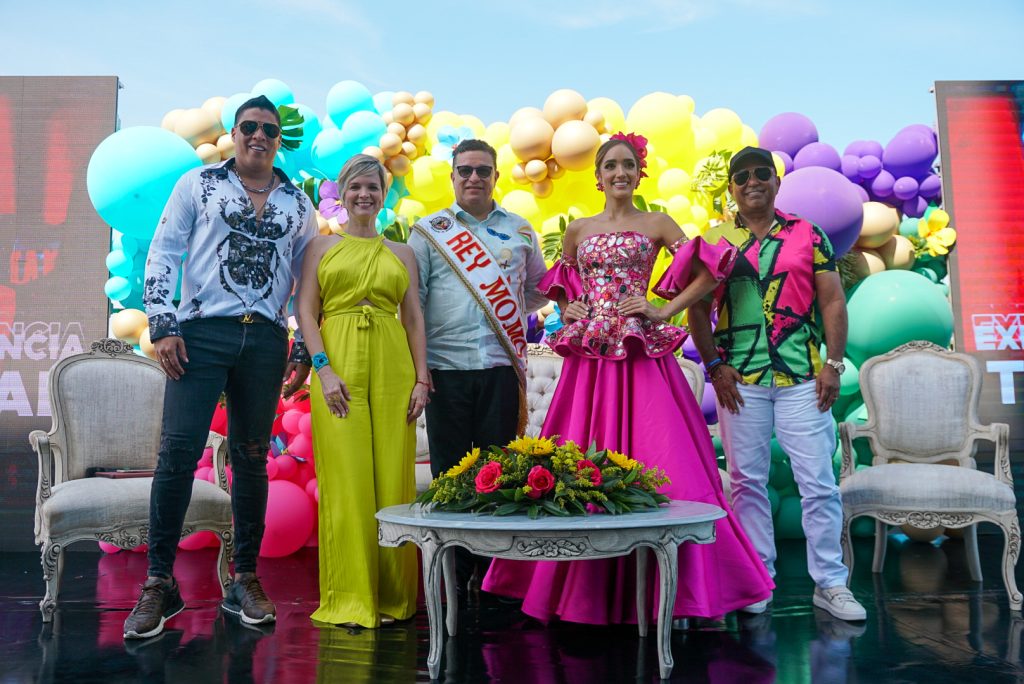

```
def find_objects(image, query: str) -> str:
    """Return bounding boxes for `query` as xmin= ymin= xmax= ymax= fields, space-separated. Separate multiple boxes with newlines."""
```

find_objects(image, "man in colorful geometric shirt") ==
xmin=689 ymin=146 xmax=866 ymax=622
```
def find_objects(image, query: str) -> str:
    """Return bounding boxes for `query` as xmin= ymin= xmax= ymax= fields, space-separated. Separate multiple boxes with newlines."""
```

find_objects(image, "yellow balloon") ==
xmin=509 ymin=106 xmax=545 ymax=129
xmin=586 ymin=97 xmax=626 ymax=136
xmin=877 ymin=234 xmax=916 ymax=270
xmin=174 ymin=108 xmax=221 ymax=147
xmin=195 ymin=143 xmax=220 ymax=165
xmin=739 ymin=124 xmax=759 ymax=148
xmin=392 ymin=91 xmax=415 ymax=106
xmin=679 ymin=222 xmax=702 ymax=240
xmin=426 ymin=111 xmax=464 ymax=143
xmin=771 ymin=152 xmax=787 ymax=178
xmin=110 ymin=309 xmax=149 ymax=345
xmin=551 ymin=120 xmax=600 ymax=172
xmin=379 ymin=133 xmax=403 ymax=157
xmin=692 ymin=122 xmax=717 ymax=161
xmin=626 ymin=93 xmax=695 ymax=163
xmin=216 ymin=133 xmax=235 ymax=160
xmin=701 ymin=108 xmax=743 ymax=149
xmin=690 ymin=204 xmax=710 ymax=229
xmin=657 ymin=168 xmax=691 ymax=199
xmin=543 ymin=89 xmax=588 ymax=129
xmin=161 ymin=109 xmax=185 ymax=131
xmin=510 ymin=117 xmax=554 ymax=162
xmin=412 ymin=102 xmax=432 ymax=125
xmin=665 ymin=195 xmax=693 ymax=225
xmin=397 ymin=197 xmax=426 ymax=220
xmin=406 ymin=156 xmax=450 ymax=202
xmin=139 ymin=327 xmax=156 ymax=360
xmin=857 ymin=202 xmax=901 ymax=249
xmin=532 ymin=178 xmax=554 ymax=198
xmin=414 ymin=91 xmax=435 ymax=107
xmin=501 ymin=189 xmax=542 ymax=227
xmin=485 ymin=122 xmax=511 ymax=149
xmin=524 ymin=159 xmax=548 ymax=182
xmin=496 ymin=143 xmax=519 ymax=178
xmin=460 ymin=115 xmax=486 ymax=138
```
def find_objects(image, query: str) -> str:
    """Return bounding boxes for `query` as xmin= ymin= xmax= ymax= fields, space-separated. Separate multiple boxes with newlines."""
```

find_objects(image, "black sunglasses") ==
xmin=731 ymin=166 xmax=773 ymax=186
xmin=237 ymin=120 xmax=281 ymax=138
xmin=455 ymin=165 xmax=494 ymax=179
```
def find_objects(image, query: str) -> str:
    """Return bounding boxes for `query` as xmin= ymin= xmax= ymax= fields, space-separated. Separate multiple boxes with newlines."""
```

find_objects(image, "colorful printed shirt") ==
xmin=704 ymin=209 xmax=836 ymax=387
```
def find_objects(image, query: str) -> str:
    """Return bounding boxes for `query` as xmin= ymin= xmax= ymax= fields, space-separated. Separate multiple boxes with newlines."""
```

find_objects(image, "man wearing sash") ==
xmin=409 ymin=139 xmax=548 ymax=595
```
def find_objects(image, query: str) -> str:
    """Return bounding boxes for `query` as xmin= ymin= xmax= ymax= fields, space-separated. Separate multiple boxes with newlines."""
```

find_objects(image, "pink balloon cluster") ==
xmin=759 ymin=114 xmax=940 ymax=218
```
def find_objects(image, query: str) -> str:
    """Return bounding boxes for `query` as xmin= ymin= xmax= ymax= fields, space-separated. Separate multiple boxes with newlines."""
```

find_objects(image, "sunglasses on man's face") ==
xmin=731 ymin=166 xmax=774 ymax=186
xmin=455 ymin=165 xmax=494 ymax=179
xmin=237 ymin=120 xmax=281 ymax=139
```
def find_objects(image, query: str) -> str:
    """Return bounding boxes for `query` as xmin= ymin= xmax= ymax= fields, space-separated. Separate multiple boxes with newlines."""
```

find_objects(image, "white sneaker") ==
xmin=739 ymin=598 xmax=771 ymax=615
xmin=812 ymin=586 xmax=866 ymax=621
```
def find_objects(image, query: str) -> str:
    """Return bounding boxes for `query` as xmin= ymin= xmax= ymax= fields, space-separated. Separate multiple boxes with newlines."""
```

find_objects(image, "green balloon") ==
xmin=839 ymin=356 xmax=860 ymax=396
xmin=775 ymin=495 xmax=805 ymax=539
xmin=711 ymin=435 xmax=725 ymax=458
xmin=769 ymin=458 xmax=795 ymax=491
xmin=846 ymin=270 xmax=953 ymax=366
xmin=898 ymin=216 xmax=920 ymax=238
xmin=851 ymin=516 xmax=876 ymax=538
xmin=767 ymin=485 xmax=781 ymax=517
xmin=770 ymin=437 xmax=787 ymax=463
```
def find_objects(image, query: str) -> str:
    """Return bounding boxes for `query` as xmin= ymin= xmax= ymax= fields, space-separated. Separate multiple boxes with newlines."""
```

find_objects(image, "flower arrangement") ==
xmin=414 ymin=436 xmax=671 ymax=518
xmin=610 ymin=131 xmax=649 ymax=178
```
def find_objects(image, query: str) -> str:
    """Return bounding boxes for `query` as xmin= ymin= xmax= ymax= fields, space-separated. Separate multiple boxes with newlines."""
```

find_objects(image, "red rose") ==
xmin=474 ymin=461 xmax=502 ymax=493
xmin=525 ymin=465 xmax=555 ymax=499
xmin=577 ymin=459 xmax=602 ymax=486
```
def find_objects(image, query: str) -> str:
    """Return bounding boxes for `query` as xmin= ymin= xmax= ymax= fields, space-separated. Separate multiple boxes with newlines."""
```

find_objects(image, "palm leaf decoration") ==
xmin=691 ymin=150 xmax=732 ymax=214
xmin=541 ymin=214 xmax=575 ymax=262
xmin=277 ymin=105 xmax=304 ymax=152
xmin=298 ymin=176 xmax=320 ymax=206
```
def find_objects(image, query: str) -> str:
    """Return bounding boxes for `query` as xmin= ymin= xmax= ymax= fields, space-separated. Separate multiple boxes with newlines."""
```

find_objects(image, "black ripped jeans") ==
xmin=147 ymin=317 xmax=288 ymax=579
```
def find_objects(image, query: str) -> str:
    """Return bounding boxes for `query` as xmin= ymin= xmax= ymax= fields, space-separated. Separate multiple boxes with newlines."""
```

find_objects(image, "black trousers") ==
xmin=147 ymin=317 xmax=288 ymax=579
xmin=425 ymin=365 xmax=520 ymax=590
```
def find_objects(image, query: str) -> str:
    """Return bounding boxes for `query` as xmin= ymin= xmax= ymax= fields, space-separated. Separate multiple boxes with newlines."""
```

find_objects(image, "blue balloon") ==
xmin=310 ymin=128 xmax=352 ymax=180
xmin=87 ymin=127 xmax=202 ymax=240
xmin=106 ymin=250 xmax=133 ymax=277
xmin=340 ymin=110 xmax=386 ymax=157
xmin=326 ymin=80 xmax=374 ymax=128
xmin=220 ymin=92 xmax=252 ymax=133
xmin=251 ymin=78 xmax=294 ymax=107
xmin=373 ymin=91 xmax=395 ymax=115
xmin=104 ymin=276 xmax=132 ymax=302
xmin=291 ymin=104 xmax=323 ymax=152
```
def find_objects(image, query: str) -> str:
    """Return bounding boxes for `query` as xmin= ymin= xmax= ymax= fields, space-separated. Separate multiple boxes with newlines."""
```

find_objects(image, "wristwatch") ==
xmin=825 ymin=358 xmax=846 ymax=374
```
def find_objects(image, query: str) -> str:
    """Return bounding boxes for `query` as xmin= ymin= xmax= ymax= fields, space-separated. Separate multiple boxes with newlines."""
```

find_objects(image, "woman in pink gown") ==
xmin=482 ymin=134 xmax=774 ymax=624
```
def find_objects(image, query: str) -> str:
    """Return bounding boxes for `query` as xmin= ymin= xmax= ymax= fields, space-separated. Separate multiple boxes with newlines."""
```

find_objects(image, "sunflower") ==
xmin=445 ymin=448 xmax=480 ymax=478
xmin=507 ymin=435 xmax=556 ymax=458
xmin=606 ymin=449 xmax=641 ymax=471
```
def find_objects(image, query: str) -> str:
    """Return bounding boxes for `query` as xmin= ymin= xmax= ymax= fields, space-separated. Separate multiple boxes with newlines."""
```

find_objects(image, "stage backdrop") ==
xmin=0 ymin=77 xmax=117 ymax=552
xmin=935 ymin=81 xmax=1024 ymax=458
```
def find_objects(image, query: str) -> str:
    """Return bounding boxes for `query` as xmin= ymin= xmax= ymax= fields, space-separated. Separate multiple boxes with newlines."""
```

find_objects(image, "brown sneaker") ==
xmin=222 ymin=574 xmax=276 ymax=625
xmin=124 ymin=577 xmax=185 ymax=639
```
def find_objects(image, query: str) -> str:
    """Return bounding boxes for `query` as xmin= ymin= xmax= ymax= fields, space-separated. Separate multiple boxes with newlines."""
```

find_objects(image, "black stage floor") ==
xmin=3 ymin=535 xmax=1024 ymax=683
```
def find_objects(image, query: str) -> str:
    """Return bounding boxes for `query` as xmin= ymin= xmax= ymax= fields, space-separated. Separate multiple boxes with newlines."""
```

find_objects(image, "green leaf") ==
xmin=499 ymin=489 xmax=517 ymax=501
xmin=528 ymin=504 xmax=540 ymax=520
xmin=277 ymin=105 xmax=305 ymax=152
xmin=541 ymin=499 xmax=568 ymax=516
xmin=494 ymin=502 xmax=523 ymax=516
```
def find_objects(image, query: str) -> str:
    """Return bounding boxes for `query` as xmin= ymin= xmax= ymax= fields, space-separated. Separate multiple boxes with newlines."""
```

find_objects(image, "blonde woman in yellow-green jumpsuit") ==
xmin=297 ymin=155 xmax=430 ymax=628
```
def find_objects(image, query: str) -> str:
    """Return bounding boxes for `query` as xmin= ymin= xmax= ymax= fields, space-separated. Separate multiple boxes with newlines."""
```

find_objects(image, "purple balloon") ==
xmin=918 ymin=173 xmax=942 ymax=200
xmin=870 ymin=170 xmax=896 ymax=198
xmin=759 ymin=112 xmax=819 ymax=159
xmin=883 ymin=125 xmax=938 ymax=180
xmin=857 ymin=155 xmax=882 ymax=180
xmin=844 ymin=140 xmax=884 ymax=159
xmin=775 ymin=167 xmax=864 ymax=257
xmin=902 ymin=196 xmax=928 ymax=218
xmin=776 ymin=150 xmax=794 ymax=174
xmin=840 ymin=154 xmax=861 ymax=181
xmin=893 ymin=176 xmax=920 ymax=201
xmin=853 ymin=184 xmax=869 ymax=203
xmin=681 ymin=336 xmax=702 ymax=364
xmin=701 ymin=381 xmax=719 ymax=425
xmin=793 ymin=142 xmax=841 ymax=172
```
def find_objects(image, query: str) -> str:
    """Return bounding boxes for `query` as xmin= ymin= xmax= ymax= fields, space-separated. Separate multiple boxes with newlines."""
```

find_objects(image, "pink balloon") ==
xmin=194 ymin=466 xmax=212 ymax=482
xmin=266 ymin=457 xmax=279 ymax=480
xmin=224 ymin=465 xmax=233 ymax=487
xmin=131 ymin=544 xmax=148 ymax=553
xmin=293 ymin=460 xmax=316 ymax=488
xmin=179 ymin=530 xmax=218 ymax=551
xmin=281 ymin=409 xmax=303 ymax=435
xmin=260 ymin=480 xmax=315 ymax=558
xmin=305 ymin=477 xmax=318 ymax=500
xmin=274 ymin=454 xmax=298 ymax=481
xmin=298 ymin=412 xmax=312 ymax=437
xmin=288 ymin=433 xmax=313 ymax=460
xmin=199 ymin=447 xmax=213 ymax=468
xmin=206 ymin=467 xmax=218 ymax=483
xmin=98 ymin=541 xmax=121 ymax=554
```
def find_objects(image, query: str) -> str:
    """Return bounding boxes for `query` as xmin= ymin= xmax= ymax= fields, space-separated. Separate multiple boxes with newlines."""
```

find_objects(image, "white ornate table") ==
xmin=376 ymin=500 xmax=725 ymax=680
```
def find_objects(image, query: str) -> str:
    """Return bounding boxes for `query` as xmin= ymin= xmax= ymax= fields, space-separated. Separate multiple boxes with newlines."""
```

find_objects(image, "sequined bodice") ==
xmin=574 ymin=231 xmax=658 ymax=308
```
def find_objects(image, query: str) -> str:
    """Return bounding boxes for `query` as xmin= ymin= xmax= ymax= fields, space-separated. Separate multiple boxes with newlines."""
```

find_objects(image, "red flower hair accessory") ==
xmin=610 ymin=131 xmax=649 ymax=178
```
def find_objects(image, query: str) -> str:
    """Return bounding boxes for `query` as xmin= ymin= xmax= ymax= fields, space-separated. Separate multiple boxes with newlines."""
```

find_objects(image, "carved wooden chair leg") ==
xmin=963 ymin=523 xmax=982 ymax=583
xmin=871 ymin=520 xmax=888 ymax=573
xmin=216 ymin=531 xmax=233 ymax=597
xmin=998 ymin=512 xmax=1022 ymax=611
xmin=39 ymin=542 xmax=63 ymax=622
xmin=841 ymin=513 xmax=855 ymax=583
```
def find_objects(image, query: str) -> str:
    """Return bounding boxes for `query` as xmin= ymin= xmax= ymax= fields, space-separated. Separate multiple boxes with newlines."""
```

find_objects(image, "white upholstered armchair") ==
xmin=31 ymin=339 xmax=234 ymax=621
xmin=838 ymin=340 xmax=1020 ymax=610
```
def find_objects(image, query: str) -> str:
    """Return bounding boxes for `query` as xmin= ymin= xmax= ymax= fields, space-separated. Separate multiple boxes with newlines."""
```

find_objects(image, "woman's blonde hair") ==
xmin=336 ymin=154 xmax=389 ymax=198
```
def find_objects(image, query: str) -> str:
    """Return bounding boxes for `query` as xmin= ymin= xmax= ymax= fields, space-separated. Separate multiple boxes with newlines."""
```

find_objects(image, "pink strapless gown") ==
xmin=482 ymin=231 xmax=774 ymax=624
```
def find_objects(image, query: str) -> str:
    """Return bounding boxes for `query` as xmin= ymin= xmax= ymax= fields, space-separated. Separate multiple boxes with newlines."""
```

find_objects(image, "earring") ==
xmin=596 ymin=181 xmax=605 ymax=191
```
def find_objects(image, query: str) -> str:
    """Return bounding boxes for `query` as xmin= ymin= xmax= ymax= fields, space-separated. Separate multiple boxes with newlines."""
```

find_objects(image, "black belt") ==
xmin=235 ymin=312 xmax=273 ymax=324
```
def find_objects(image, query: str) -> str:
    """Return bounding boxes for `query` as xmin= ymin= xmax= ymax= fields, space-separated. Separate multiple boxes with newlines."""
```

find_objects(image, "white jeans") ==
xmin=718 ymin=380 xmax=848 ymax=589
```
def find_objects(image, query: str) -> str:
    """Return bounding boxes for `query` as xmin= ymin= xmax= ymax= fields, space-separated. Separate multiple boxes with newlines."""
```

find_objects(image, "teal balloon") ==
xmin=775 ymin=495 xmax=805 ymax=539
xmin=769 ymin=458 xmax=795 ymax=492
xmin=310 ymin=128 xmax=351 ymax=180
xmin=106 ymin=250 xmax=133 ymax=277
xmin=87 ymin=127 xmax=202 ymax=240
xmin=898 ymin=216 xmax=920 ymax=238
xmin=292 ymin=103 xmax=323 ymax=153
xmin=838 ymin=356 xmax=860 ymax=396
xmin=121 ymin=235 xmax=140 ymax=257
xmin=326 ymin=80 xmax=374 ymax=128
xmin=104 ymin=276 xmax=132 ymax=301
xmin=375 ymin=208 xmax=396 ymax=231
xmin=767 ymin=485 xmax=781 ymax=517
xmin=251 ymin=78 xmax=294 ymax=107
xmin=845 ymin=270 xmax=953 ymax=366
xmin=373 ymin=91 xmax=395 ymax=114
xmin=851 ymin=516 xmax=876 ymax=537
xmin=769 ymin=437 xmax=787 ymax=463
xmin=220 ymin=92 xmax=252 ymax=133
xmin=340 ymin=110 xmax=387 ymax=157
xmin=711 ymin=435 xmax=725 ymax=458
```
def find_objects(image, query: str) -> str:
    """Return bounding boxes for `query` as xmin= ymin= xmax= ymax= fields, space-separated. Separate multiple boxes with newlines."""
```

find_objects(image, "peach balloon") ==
xmin=509 ymin=107 xmax=545 ymax=129
xmin=379 ymin=133 xmax=403 ymax=157
xmin=201 ymin=96 xmax=227 ymax=122
xmin=876 ymin=234 xmax=916 ymax=270
xmin=174 ymin=108 xmax=221 ymax=147
xmin=524 ymin=159 xmax=548 ymax=182
xmin=363 ymin=145 xmax=385 ymax=162
xmin=392 ymin=103 xmax=416 ymax=127
xmin=543 ymin=89 xmax=588 ymax=129
xmin=532 ymin=178 xmax=554 ymax=198
xmin=401 ymin=141 xmax=419 ymax=160
xmin=386 ymin=154 xmax=411 ymax=177
xmin=161 ymin=109 xmax=185 ymax=132
xmin=414 ymin=91 xmax=435 ymax=107
xmin=382 ymin=111 xmax=394 ymax=125
xmin=110 ymin=309 xmax=149 ymax=345
xmin=195 ymin=143 xmax=220 ymax=165
xmin=545 ymin=159 xmax=565 ymax=180
xmin=857 ymin=201 xmax=901 ymax=249
xmin=406 ymin=123 xmax=427 ymax=145
xmin=412 ymin=102 xmax=432 ymax=125
xmin=510 ymin=163 xmax=529 ymax=185
xmin=510 ymin=117 xmax=554 ymax=162
xmin=392 ymin=91 xmax=415 ymax=106
xmin=849 ymin=248 xmax=886 ymax=279
xmin=583 ymin=109 xmax=606 ymax=134
xmin=386 ymin=122 xmax=407 ymax=139
xmin=216 ymin=133 xmax=235 ymax=160
xmin=139 ymin=327 xmax=156 ymax=360
xmin=551 ymin=120 xmax=601 ymax=172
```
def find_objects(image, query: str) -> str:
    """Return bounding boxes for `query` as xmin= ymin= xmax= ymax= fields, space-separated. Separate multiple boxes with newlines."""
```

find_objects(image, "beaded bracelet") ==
xmin=705 ymin=358 xmax=724 ymax=374
xmin=312 ymin=352 xmax=330 ymax=372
